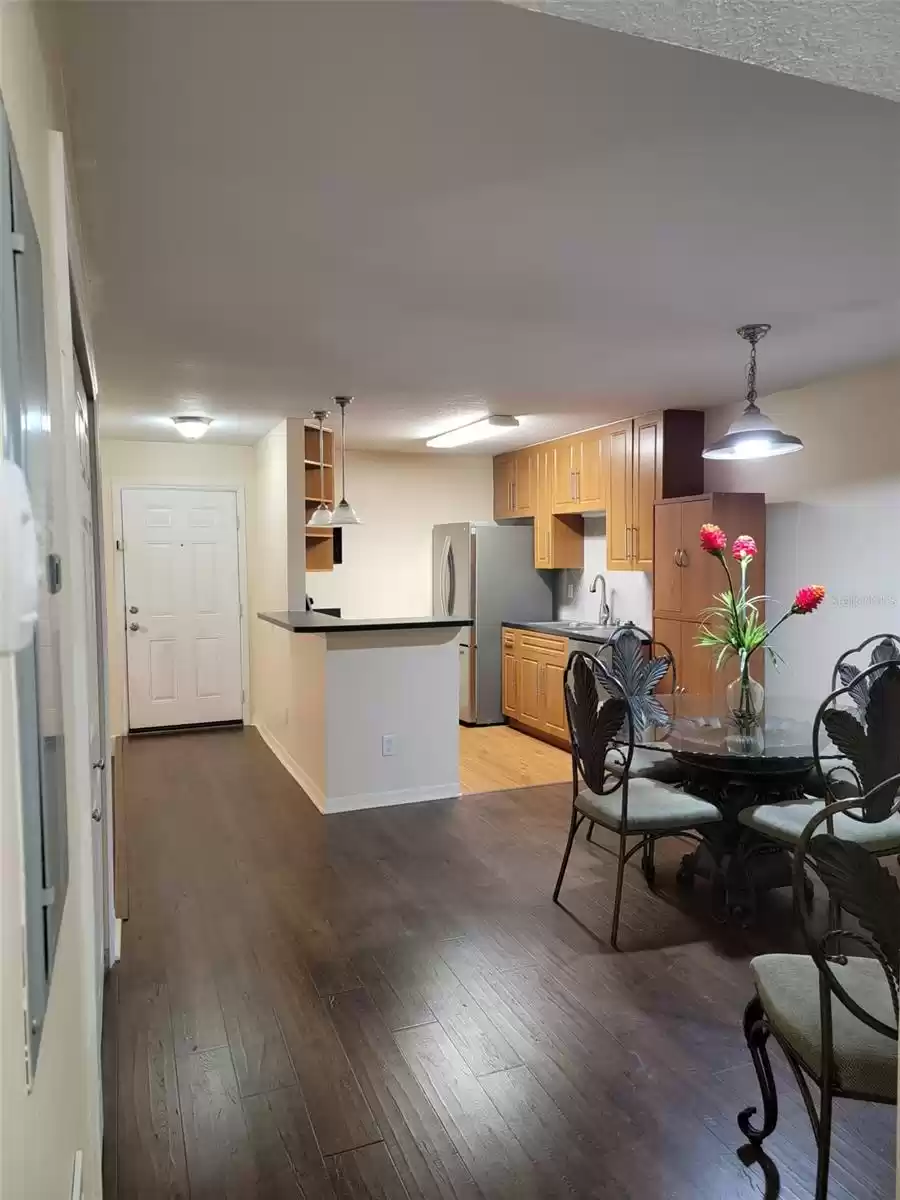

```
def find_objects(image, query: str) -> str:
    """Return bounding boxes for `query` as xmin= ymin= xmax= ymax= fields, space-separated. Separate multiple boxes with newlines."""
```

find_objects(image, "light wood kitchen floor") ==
xmin=459 ymin=724 xmax=571 ymax=794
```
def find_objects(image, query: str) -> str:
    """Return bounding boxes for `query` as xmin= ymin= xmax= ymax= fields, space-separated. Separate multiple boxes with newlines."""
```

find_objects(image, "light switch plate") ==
xmin=381 ymin=734 xmax=396 ymax=757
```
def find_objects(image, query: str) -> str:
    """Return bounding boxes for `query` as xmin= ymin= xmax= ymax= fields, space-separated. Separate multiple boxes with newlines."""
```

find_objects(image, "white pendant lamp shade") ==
xmin=307 ymin=410 xmax=333 ymax=528
xmin=331 ymin=396 xmax=361 ymax=525
xmin=703 ymin=324 xmax=803 ymax=462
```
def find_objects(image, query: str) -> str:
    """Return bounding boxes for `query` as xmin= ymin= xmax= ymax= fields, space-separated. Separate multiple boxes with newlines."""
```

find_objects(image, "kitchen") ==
xmin=270 ymin=402 xmax=766 ymax=802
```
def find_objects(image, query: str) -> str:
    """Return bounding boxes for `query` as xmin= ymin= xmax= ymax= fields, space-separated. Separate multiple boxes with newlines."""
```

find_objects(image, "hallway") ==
xmin=103 ymin=728 xmax=894 ymax=1199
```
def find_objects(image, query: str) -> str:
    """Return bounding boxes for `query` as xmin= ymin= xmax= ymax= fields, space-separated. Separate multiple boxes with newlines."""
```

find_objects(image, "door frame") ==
xmin=109 ymin=481 xmax=251 ymax=734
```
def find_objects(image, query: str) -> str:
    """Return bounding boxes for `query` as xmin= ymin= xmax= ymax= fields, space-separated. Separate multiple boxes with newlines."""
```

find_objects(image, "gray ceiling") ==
xmin=504 ymin=1 xmax=900 ymax=103
xmin=53 ymin=1 xmax=900 ymax=448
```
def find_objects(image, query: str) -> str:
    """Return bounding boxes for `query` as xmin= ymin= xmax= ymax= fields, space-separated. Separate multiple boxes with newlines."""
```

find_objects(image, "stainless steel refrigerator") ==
xmin=432 ymin=522 xmax=553 ymax=724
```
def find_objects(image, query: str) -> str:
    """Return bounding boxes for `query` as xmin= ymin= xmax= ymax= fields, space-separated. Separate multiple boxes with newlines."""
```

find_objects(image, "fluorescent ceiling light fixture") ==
xmin=172 ymin=415 xmax=212 ymax=440
xmin=426 ymin=414 xmax=519 ymax=449
xmin=703 ymin=324 xmax=803 ymax=461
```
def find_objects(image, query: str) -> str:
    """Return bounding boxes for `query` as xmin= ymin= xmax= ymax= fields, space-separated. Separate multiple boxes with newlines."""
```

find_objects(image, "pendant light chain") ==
xmin=340 ymin=400 xmax=348 ymax=504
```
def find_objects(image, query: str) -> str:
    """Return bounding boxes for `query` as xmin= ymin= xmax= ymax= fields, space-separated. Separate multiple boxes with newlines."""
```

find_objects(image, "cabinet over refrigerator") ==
xmin=432 ymin=522 xmax=553 ymax=725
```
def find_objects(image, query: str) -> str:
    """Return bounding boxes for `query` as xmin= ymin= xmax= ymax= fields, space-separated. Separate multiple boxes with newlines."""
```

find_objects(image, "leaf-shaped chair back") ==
xmin=792 ymin=782 xmax=900 ymax=1039
xmin=564 ymin=651 xmax=630 ymax=797
xmin=813 ymin=660 xmax=900 ymax=822
xmin=607 ymin=623 xmax=676 ymax=734
xmin=831 ymin=633 xmax=900 ymax=711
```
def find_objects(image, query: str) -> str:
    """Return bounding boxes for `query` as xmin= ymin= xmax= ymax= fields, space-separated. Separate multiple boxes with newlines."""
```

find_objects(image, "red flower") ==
xmin=792 ymin=585 xmax=826 ymax=614
xmin=732 ymin=535 xmax=758 ymax=562
xmin=700 ymin=524 xmax=727 ymax=554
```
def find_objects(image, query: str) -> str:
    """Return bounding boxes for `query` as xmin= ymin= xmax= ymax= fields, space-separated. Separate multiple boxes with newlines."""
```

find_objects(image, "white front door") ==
xmin=122 ymin=487 xmax=243 ymax=730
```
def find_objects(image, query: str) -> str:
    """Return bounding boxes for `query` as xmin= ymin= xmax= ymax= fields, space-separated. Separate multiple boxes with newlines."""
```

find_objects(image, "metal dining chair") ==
xmin=554 ymin=650 xmax=721 ymax=948
xmin=738 ymin=660 xmax=900 ymax=859
xmin=602 ymin=621 xmax=684 ymax=784
xmin=738 ymin=779 xmax=900 ymax=1199
xmin=804 ymin=634 xmax=900 ymax=799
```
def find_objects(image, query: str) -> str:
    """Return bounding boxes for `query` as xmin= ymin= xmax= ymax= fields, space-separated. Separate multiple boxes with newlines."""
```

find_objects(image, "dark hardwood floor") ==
xmin=103 ymin=727 xmax=895 ymax=1199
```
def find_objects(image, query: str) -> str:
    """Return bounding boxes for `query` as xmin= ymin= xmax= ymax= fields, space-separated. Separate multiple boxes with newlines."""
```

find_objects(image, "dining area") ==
xmin=551 ymin=524 xmax=900 ymax=1200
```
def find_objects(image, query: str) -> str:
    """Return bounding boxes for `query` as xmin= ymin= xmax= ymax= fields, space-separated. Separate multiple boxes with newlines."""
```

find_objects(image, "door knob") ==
xmin=92 ymin=758 xmax=106 ymax=771
xmin=129 ymin=622 xmax=139 ymax=632
xmin=91 ymin=808 xmax=102 ymax=822
xmin=129 ymin=605 xmax=139 ymax=614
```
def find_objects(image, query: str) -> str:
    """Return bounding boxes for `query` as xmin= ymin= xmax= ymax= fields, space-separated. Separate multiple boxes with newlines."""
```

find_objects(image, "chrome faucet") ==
xmin=589 ymin=573 xmax=611 ymax=626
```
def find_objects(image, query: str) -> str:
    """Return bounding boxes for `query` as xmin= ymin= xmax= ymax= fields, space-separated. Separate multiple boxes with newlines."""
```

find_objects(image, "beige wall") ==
xmin=251 ymin=421 xmax=293 ymax=733
xmin=1 ymin=4 xmax=103 ymax=1198
xmin=308 ymin=451 xmax=494 ymax=617
xmin=705 ymin=358 xmax=900 ymax=707
xmin=99 ymin=437 xmax=258 ymax=737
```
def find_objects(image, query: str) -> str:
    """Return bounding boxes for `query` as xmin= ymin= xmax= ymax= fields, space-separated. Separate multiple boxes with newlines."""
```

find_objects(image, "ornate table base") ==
xmin=672 ymin=754 xmax=814 ymax=923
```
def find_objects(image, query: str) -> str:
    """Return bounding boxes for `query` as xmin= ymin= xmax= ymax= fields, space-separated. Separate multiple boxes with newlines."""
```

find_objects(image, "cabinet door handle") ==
xmin=680 ymin=548 xmax=689 ymax=568
xmin=545 ymin=531 xmax=550 ymax=562
xmin=511 ymin=479 xmax=516 ymax=511
xmin=576 ymin=470 xmax=581 ymax=501
xmin=632 ymin=525 xmax=639 ymax=561
xmin=624 ymin=526 xmax=630 ymax=559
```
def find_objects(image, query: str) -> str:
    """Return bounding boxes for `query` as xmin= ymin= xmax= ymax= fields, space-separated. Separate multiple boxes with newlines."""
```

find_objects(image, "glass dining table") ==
xmin=614 ymin=694 xmax=834 ymax=919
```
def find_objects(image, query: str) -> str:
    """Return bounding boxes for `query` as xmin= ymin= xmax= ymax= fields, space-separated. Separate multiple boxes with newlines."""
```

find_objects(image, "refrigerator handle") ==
xmin=440 ymin=535 xmax=451 ymax=615
xmin=447 ymin=539 xmax=456 ymax=616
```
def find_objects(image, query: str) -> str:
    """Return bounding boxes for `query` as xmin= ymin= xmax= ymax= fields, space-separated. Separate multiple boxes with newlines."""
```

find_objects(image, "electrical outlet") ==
xmin=381 ymin=734 xmax=396 ymax=757
xmin=566 ymin=581 xmax=575 ymax=601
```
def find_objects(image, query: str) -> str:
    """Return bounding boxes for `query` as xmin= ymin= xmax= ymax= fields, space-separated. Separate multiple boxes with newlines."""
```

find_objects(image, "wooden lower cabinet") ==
xmin=502 ymin=629 xmax=570 ymax=746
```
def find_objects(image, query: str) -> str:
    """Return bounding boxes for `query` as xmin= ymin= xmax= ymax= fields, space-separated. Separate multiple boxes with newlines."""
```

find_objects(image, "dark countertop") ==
xmin=502 ymin=619 xmax=626 ymax=646
xmin=258 ymin=612 xmax=474 ymax=634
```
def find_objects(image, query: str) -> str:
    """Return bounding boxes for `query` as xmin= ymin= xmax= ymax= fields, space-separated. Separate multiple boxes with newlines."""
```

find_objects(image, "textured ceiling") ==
xmin=503 ymin=1 xmax=900 ymax=102
xmin=52 ymin=1 xmax=900 ymax=450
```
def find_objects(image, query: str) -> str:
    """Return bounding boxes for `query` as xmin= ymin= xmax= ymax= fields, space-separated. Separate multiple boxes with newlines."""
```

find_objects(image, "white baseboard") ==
xmin=255 ymin=722 xmax=327 ymax=812
xmin=325 ymin=782 xmax=461 ymax=814
xmin=254 ymin=723 xmax=460 ymax=814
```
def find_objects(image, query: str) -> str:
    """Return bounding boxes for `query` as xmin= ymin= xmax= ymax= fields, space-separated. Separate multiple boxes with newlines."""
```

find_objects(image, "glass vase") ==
xmin=726 ymin=655 xmax=764 ymax=733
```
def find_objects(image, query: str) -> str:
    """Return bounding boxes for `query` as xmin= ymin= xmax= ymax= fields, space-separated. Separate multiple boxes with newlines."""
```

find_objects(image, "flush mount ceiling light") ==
xmin=330 ymin=396 xmax=361 ymax=526
xmin=172 ymin=414 xmax=212 ymax=440
xmin=307 ymin=410 xmax=333 ymax=528
xmin=703 ymin=324 xmax=803 ymax=461
xmin=426 ymin=414 xmax=519 ymax=449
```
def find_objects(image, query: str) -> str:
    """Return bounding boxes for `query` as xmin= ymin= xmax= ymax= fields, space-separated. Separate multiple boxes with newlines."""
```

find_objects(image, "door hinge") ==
xmin=11 ymin=231 xmax=25 ymax=254
xmin=236 ymin=515 xmax=240 ymax=530
xmin=239 ymin=603 xmax=243 ymax=618
xmin=116 ymin=538 xmax=125 ymax=552
xmin=241 ymin=688 xmax=246 ymax=704
xmin=40 ymin=886 xmax=56 ymax=909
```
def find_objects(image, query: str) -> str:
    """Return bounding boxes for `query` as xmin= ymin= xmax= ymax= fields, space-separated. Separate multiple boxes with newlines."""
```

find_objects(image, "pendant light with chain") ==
xmin=702 ymin=324 xmax=803 ymax=461
xmin=307 ymin=410 xmax=333 ymax=527
xmin=331 ymin=396 xmax=361 ymax=525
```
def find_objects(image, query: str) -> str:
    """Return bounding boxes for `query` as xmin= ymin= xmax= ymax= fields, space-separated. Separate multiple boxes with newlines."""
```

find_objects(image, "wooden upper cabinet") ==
xmin=633 ymin=413 xmax=663 ymax=570
xmin=493 ymin=449 xmax=535 ymax=519
xmin=579 ymin=428 xmax=605 ymax=509
xmin=493 ymin=453 xmax=516 ymax=520
xmin=514 ymin=448 xmax=535 ymax=517
xmin=534 ymin=445 xmax=583 ymax=570
xmin=607 ymin=410 xmax=705 ymax=572
xmin=605 ymin=419 xmax=634 ymax=570
xmin=552 ymin=437 xmax=580 ymax=513
xmin=494 ymin=409 xmax=703 ymax=570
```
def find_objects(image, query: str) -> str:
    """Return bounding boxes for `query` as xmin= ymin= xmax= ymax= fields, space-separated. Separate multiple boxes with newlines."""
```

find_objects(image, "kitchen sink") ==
xmin=527 ymin=621 xmax=622 ymax=637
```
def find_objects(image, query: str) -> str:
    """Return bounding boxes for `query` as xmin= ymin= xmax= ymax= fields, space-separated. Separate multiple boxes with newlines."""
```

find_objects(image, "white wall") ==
xmin=251 ymin=421 xmax=293 ymax=735
xmin=305 ymin=451 xmax=494 ymax=617
xmin=1 ymin=5 xmax=103 ymax=1197
xmin=705 ymin=359 xmax=900 ymax=710
xmin=554 ymin=515 xmax=653 ymax=629
xmin=98 ymin=437 xmax=257 ymax=737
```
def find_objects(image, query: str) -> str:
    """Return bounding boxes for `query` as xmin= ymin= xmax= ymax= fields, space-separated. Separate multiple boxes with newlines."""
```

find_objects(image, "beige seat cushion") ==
xmin=738 ymin=797 xmax=900 ymax=853
xmin=752 ymin=954 xmax=897 ymax=1099
xmin=577 ymin=777 xmax=721 ymax=833
xmin=606 ymin=747 xmax=685 ymax=784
